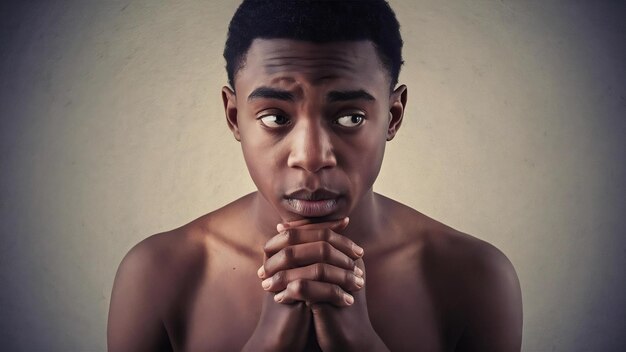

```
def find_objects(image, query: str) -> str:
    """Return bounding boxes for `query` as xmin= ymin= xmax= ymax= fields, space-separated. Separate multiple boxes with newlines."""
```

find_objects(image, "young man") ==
xmin=108 ymin=1 xmax=522 ymax=351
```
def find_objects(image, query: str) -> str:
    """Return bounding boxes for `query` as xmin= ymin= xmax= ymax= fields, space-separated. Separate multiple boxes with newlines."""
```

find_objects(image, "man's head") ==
xmin=224 ymin=0 xmax=404 ymax=91
xmin=222 ymin=0 xmax=407 ymax=224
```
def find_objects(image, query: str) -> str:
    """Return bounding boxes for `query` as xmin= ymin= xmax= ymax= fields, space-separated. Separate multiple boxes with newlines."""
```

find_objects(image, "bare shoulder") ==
xmin=107 ymin=213 xmax=216 ymax=351
xmin=378 ymin=194 xmax=523 ymax=351
xmin=381 ymin=195 xmax=518 ymax=283
xmin=421 ymin=217 xmax=519 ymax=290
xmin=423 ymin=222 xmax=523 ymax=350
xmin=108 ymin=194 xmax=260 ymax=350
xmin=116 ymin=220 xmax=210 ymax=293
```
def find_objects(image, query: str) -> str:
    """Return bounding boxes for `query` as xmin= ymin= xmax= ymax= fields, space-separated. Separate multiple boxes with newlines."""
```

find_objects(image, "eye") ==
xmin=335 ymin=114 xmax=365 ymax=128
xmin=258 ymin=114 xmax=290 ymax=128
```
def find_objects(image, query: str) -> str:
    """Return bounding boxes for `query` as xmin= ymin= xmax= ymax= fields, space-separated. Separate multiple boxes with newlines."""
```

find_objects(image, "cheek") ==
xmin=241 ymin=143 xmax=269 ymax=187
xmin=358 ymin=141 xmax=386 ymax=187
xmin=340 ymin=127 xmax=387 ymax=194
xmin=239 ymin=128 xmax=284 ymax=199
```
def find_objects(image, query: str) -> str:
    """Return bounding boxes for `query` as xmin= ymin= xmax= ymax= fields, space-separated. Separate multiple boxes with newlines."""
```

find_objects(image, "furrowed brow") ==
xmin=327 ymin=90 xmax=375 ymax=103
xmin=247 ymin=87 xmax=294 ymax=102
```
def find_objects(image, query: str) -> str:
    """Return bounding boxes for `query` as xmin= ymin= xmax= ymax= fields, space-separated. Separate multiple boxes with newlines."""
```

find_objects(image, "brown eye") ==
xmin=335 ymin=114 xmax=364 ymax=128
xmin=259 ymin=114 xmax=290 ymax=128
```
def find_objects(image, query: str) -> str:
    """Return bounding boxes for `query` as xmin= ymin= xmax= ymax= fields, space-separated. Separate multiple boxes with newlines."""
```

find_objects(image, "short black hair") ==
xmin=224 ymin=0 xmax=404 ymax=90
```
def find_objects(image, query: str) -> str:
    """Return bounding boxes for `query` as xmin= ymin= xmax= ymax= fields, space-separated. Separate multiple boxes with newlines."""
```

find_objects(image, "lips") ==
xmin=285 ymin=189 xmax=340 ymax=201
xmin=283 ymin=189 xmax=342 ymax=217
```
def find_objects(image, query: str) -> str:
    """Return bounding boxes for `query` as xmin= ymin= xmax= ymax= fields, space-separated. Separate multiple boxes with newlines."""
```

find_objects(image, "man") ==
xmin=108 ymin=1 xmax=523 ymax=351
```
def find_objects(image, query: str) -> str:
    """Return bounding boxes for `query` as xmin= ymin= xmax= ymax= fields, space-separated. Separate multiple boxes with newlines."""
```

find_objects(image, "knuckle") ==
xmin=290 ymin=279 xmax=307 ymax=295
xmin=345 ymin=238 xmax=356 ymax=251
xmin=313 ymin=263 xmax=326 ymax=281
xmin=320 ymin=242 xmax=332 ymax=261
xmin=281 ymin=246 xmax=294 ymax=263
xmin=321 ymin=229 xmax=332 ymax=242
xmin=346 ymin=257 xmax=355 ymax=270
xmin=285 ymin=229 xmax=297 ymax=245
xmin=333 ymin=284 xmax=344 ymax=299
xmin=344 ymin=270 xmax=353 ymax=285
xmin=274 ymin=270 xmax=286 ymax=286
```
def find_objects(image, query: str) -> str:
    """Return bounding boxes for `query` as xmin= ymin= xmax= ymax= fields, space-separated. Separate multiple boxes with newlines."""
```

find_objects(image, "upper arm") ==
xmin=456 ymin=243 xmax=523 ymax=352
xmin=107 ymin=239 xmax=173 ymax=352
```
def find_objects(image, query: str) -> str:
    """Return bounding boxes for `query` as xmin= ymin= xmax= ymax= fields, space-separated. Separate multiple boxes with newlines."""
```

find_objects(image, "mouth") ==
xmin=283 ymin=189 xmax=342 ymax=217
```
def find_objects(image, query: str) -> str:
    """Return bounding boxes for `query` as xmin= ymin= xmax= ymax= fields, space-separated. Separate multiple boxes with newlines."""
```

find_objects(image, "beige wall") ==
xmin=1 ymin=1 xmax=624 ymax=351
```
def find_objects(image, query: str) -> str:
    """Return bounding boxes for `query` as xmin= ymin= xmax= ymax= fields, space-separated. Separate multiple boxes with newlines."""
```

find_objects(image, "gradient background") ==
xmin=1 ymin=1 xmax=624 ymax=351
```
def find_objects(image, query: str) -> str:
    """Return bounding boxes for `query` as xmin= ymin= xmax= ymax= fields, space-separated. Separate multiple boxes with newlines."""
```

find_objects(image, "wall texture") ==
xmin=1 ymin=1 xmax=624 ymax=351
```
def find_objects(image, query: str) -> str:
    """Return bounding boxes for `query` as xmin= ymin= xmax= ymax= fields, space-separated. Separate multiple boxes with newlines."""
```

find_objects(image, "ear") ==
xmin=386 ymin=84 xmax=407 ymax=141
xmin=222 ymin=86 xmax=240 ymax=141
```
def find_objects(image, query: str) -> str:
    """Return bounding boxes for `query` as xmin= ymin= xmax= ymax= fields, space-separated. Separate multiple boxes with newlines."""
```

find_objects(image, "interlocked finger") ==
xmin=260 ymin=241 xmax=356 ymax=279
xmin=264 ymin=227 xmax=364 ymax=259
xmin=262 ymin=263 xmax=365 ymax=293
xmin=274 ymin=279 xmax=355 ymax=307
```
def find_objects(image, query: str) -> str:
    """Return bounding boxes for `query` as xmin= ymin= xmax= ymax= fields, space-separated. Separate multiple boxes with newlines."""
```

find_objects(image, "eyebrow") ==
xmin=327 ymin=90 xmax=375 ymax=102
xmin=247 ymin=87 xmax=294 ymax=102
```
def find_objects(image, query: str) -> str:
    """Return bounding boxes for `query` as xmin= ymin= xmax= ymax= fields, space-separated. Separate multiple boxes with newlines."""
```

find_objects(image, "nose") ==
xmin=287 ymin=121 xmax=337 ymax=173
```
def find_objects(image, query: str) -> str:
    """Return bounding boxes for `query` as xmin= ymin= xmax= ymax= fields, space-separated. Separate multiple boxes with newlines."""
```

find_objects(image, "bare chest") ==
xmin=164 ymin=256 xmax=461 ymax=351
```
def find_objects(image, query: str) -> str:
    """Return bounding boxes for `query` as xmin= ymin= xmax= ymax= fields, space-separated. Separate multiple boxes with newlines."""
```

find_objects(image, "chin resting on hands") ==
xmin=257 ymin=217 xmax=390 ymax=351
xmin=257 ymin=218 xmax=365 ymax=307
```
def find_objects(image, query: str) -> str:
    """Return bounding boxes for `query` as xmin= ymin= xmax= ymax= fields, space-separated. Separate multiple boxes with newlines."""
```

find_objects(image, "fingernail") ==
xmin=344 ymin=293 xmax=354 ymax=305
xmin=352 ymin=243 xmax=364 ymax=257
xmin=277 ymin=224 xmax=286 ymax=232
xmin=354 ymin=266 xmax=364 ymax=277
xmin=275 ymin=292 xmax=285 ymax=302
xmin=355 ymin=276 xmax=364 ymax=288
xmin=257 ymin=265 xmax=265 ymax=278
xmin=262 ymin=278 xmax=272 ymax=289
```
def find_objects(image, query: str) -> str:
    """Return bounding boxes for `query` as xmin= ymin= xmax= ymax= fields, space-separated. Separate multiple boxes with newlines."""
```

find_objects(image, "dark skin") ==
xmin=108 ymin=39 xmax=523 ymax=351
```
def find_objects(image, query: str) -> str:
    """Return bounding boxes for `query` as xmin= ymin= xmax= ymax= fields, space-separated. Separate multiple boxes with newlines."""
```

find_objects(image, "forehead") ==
xmin=234 ymin=39 xmax=388 ymax=92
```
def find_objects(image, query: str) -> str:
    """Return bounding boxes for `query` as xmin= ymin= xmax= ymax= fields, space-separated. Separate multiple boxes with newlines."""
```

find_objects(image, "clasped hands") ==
xmin=248 ymin=217 xmax=388 ymax=352
xmin=258 ymin=217 xmax=364 ymax=307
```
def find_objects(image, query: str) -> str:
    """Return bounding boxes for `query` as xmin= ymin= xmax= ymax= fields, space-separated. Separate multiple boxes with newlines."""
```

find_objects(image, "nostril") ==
xmin=287 ymin=151 xmax=337 ymax=173
xmin=287 ymin=144 xmax=337 ymax=172
xmin=286 ymin=123 xmax=337 ymax=172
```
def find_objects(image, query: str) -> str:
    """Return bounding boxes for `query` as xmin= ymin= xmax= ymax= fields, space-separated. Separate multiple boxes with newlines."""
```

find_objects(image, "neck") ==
xmin=341 ymin=189 xmax=383 ymax=245
xmin=250 ymin=192 xmax=284 ymax=246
